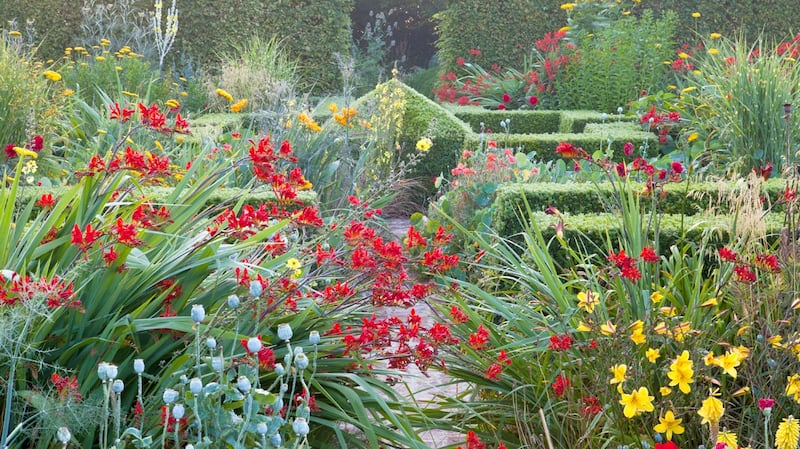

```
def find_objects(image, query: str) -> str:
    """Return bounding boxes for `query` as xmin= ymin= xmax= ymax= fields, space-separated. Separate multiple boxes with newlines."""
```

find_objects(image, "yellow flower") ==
xmin=42 ymin=70 xmax=62 ymax=81
xmin=100 ymin=38 xmax=111 ymax=46
xmin=708 ymin=48 xmax=720 ymax=55
xmin=692 ymin=12 xmax=701 ymax=18
xmin=718 ymin=431 xmax=738 ymax=449
xmin=667 ymin=350 xmax=694 ymax=394
xmin=63 ymin=89 xmax=75 ymax=97
xmin=646 ymin=347 xmax=660 ymax=363
xmin=122 ymin=91 xmax=139 ymax=98
xmin=180 ymin=91 xmax=188 ymax=97
xmin=714 ymin=350 xmax=742 ymax=378
xmin=698 ymin=396 xmax=724 ymax=425
xmin=687 ymin=132 xmax=699 ymax=143
xmin=230 ymin=99 xmax=248 ymax=113
xmin=660 ymin=387 xmax=672 ymax=397
xmin=115 ymin=66 xmax=123 ymax=71
xmin=600 ymin=321 xmax=616 ymax=336
xmin=559 ymin=26 xmax=572 ymax=32
xmin=610 ymin=364 xmax=627 ymax=384
xmin=631 ymin=329 xmax=646 ymax=345
xmin=681 ymin=86 xmax=697 ymax=94
xmin=328 ymin=103 xmax=339 ymax=113
xmin=286 ymin=258 xmax=302 ymax=270
xmin=560 ymin=3 xmax=576 ymax=11
xmin=710 ymin=32 xmax=722 ymax=39
xmin=577 ymin=290 xmax=600 ymax=313
xmin=776 ymin=416 xmax=800 ymax=449
xmin=770 ymin=335 xmax=786 ymax=349
xmin=8 ymin=31 xmax=22 ymax=37
xmin=654 ymin=410 xmax=684 ymax=441
xmin=215 ymin=88 xmax=234 ymax=103
xmin=619 ymin=386 xmax=654 ymax=418
xmin=693 ymin=69 xmax=701 ymax=76
xmin=165 ymin=99 xmax=180 ymax=109
xmin=95 ymin=56 xmax=106 ymax=62
xmin=13 ymin=147 xmax=37 ymax=159
xmin=678 ymin=52 xmax=689 ymax=59
xmin=786 ymin=374 xmax=800 ymax=403
xmin=577 ymin=321 xmax=592 ymax=332
xmin=416 ymin=137 xmax=433 ymax=152
xmin=650 ymin=291 xmax=664 ymax=303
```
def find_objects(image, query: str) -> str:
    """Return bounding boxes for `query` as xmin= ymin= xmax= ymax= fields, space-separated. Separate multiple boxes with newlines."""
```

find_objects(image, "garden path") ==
xmin=382 ymin=218 xmax=464 ymax=448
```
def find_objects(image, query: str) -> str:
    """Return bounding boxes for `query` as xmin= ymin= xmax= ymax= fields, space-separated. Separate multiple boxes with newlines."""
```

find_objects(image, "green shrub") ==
xmin=446 ymin=106 xmax=562 ymax=134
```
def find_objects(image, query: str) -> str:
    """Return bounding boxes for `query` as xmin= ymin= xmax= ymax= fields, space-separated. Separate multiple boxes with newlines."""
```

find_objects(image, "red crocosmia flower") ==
xmin=468 ymin=324 xmax=490 ymax=350
xmin=759 ymin=397 xmax=775 ymax=410
xmin=718 ymin=247 xmax=738 ymax=262
xmin=111 ymin=218 xmax=143 ymax=246
xmin=173 ymin=113 xmax=190 ymax=134
xmin=529 ymin=95 xmax=538 ymax=106
xmin=28 ymin=135 xmax=43 ymax=151
xmin=109 ymin=102 xmax=134 ymax=122
xmin=497 ymin=104 xmax=506 ymax=110
xmin=71 ymin=223 xmax=102 ymax=252
xmin=640 ymin=246 xmax=659 ymax=263
xmin=555 ymin=141 xmax=588 ymax=159
xmin=734 ymin=264 xmax=757 ymax=283
xmin=502 ymin=93 xmax=511 ymax=103
xmin=671 ymin=161 xmax=684 ymax=175
xmin=548 ymin=334 xmax=573 ymax=351
xmin=456 ymin=57 xmax=465 ymax=66
xmin=103 ymin=247 xmax=118 ymax=265
xmin=608 ymin=249 xmax=641 ymax=281
xmin=468 ymin=48 xmax=482 ymax=56
xmin=551 ymin=374 xmax=570 ymax=396
xmin=754 ymin=253 xmax=780 ymax=272
xmin=36 ymin=193 xmax=55 ymax=209
xmin=655 ymin=442 xmax=679 ymax=449
xmin=5 ymin=143 xmax=16 ymax=159
xmin=581 ymin=396 xmax=602 ymax=415
xmin=50 ymin=373 xmax=82 ymax=401
xmin=754 ymin=162 xmax=773 ymax=181
xmin=484 ymin=363 xmax=503 ymax=380
xmin=450 ymin=305 xmax=469 ymax=323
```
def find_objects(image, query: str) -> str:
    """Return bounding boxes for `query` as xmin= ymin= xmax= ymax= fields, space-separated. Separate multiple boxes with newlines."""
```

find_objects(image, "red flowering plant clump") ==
xmin=434 ymin=30 xmax=574 ymax=110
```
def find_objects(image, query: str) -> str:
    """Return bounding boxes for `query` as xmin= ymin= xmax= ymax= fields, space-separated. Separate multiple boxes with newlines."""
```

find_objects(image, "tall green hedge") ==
xmin=1 ymin=0 xmax=353 ymax=92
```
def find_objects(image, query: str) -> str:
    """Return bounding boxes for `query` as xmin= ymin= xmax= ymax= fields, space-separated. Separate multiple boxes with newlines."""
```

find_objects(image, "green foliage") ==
xmin=403 ymin=65 xmax=441 ymax=99
xmin=433 ymin=0 xmax=563 ymax=76
xmin=556 ymin=10 xmax=678 ymax=111
xmin=448 ymin=107 xmax=562 ymax=134
xmin=677 ymin=35 xmax=800 ymax=173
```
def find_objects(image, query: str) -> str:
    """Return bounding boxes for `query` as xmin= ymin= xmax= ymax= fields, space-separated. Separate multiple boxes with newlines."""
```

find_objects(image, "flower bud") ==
xmin=106 ymin=364 xmax=118 ymax=380
xmin=190 ymin=377 xmax=203 ymax=395
xmin=163 ymin=388 xmax=179 ymax=404
xmin=57 ymin=427 xmax=71 ymax=444
xmin=237 ymin=376 xmax=251 ymax=393
xmin=172 ymin=403 xmax=185 ymax=419
xmin=274 ymin=363 xmax=285 ymax=376
xmin=309 ymin=331 xmax=320 ymax=345
xmin=277 ymin=323 xmax=293 ymax=341
xmin=270 ymin=433 xmax=282 ymax=447
xmin=294 ymin=353 xmax=309 ymax=370
xmin=133 ymin=358 xmax=145 ymax=374
xmin=227 ymin=294 xmax=240 ymax=308
xmin=206 ymin=337 xmax=217 ymax=350
xmin=292 ymin=417 xmax=310 ymax=436
xmin=249 ymin=281 xmax=263 ymax=297
xmin=191 ymin=304 xmax=205 ymax=323
xmin=256 ymin=422 xmax=268 ymax=435
xmin=112 ymin=379 xmax=124 ymax=393
xmin=294 ymin=346 xmax=304 ymax=356
xmin=247 ymin=337 xmax=262 ymax=353
xmin=212 ymin=357 xmax=223 ymax=372
xmin=98 ymin=362 xmax=110 ymax=381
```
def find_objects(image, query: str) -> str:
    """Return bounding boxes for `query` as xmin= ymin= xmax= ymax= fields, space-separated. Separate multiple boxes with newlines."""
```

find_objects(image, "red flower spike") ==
xmin=640 ymin=246 xmax=659 ymax=263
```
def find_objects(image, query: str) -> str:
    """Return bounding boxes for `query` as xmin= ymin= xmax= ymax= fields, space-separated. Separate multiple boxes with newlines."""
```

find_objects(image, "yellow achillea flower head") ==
xmin=710 ymin=32 xmax=722 ymax=39
xmin=13 ymin=147 xmax=38 ymax=159
xmin=560 ymin=3 xmax=576 ymax=11
xmin=215 ymin=88 xmax=234 ymax=103
xmin=165 ymin=99 xmax=180 ymax=109
xmin=619 ymin=386 xmax=654 ymax=418
xmin=777 ymin=416 xmax=800 ymax=449
xmin=698 ymin=396 xmax=724 ymax=425
xmin=692 ymin=12 xmax=701 ymax=18
xmin=42 ymin=70 xmax=62 ymax=81
xmin=654 ymin=410 xmax=684 ymax=441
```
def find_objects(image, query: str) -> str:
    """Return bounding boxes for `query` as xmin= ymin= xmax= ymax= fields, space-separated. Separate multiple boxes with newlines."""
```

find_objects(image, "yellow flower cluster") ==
xmin=42 ymin=70 xmax=62 ymax=82
xmin=298 ymin=112 xmax=322 ymax=132
xmin=332 ymin=105 xmax=357 ymax=127
xmin=215 ymin=88 xmax=234 ymax=103
xmin=230 ymin=99 xmax=248 ymax=113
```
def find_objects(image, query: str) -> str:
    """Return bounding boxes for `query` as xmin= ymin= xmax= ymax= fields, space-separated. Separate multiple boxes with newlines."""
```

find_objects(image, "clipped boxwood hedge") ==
xmin=515 ymin=211 xmax=784 ymax=267
xmin=493 ymin=179 xmax=787 ymax=236
xmin=444 ymin=105 xmax=562 ymax=134
xmin=558 ymin=111 xmax=636 ymax=133
xmin=464 ymin=128 xmax=655 ymax=160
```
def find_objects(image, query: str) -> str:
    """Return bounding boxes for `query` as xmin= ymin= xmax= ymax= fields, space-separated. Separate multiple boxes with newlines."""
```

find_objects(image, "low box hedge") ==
xmin=558 ymin=111 xmax=638 ymax=133
xmin=464 ymin=129 xmax=655 ymax=160
xmin=444 ymin=105 xmax=562 ymax=134
xmin=493 ymin=179 xmax=787 ymax=236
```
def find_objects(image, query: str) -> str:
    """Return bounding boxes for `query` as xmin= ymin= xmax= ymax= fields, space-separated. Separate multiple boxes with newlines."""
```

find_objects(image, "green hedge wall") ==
xmin=463 ymin=128 xmax=655 ymax=160
xmin=559 ymin=111 xmax=638 ymax=133
xmin=0 ymin=0 xmax=86 ymax=60
xmin=492 ymin=179 xmax=787 ymax=237
xmin=445 ymin=106 xmax=562 ymax=134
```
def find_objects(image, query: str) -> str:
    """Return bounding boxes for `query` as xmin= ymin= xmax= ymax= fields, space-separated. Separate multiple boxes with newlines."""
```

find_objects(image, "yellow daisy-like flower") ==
xmin=710 ymin=32 xmax=722 ymax=39
xmin=718 ymin=431 xmax=738 ymax=449
xmin=165 ymin=99 xmax=180 ymax=109
xmin=770 ymin=335 xmax=786 ymax=349
xmin=416 ymin=137 xmax=433 ymax=152
xmin=678 ymin=52 xmax=689 ymax=60
xmin=619 ymin=386 xmax=654 ymax=418
xmin=13 ymin=147 xmax=38 ymax=159
xmin=609 ymin=364 xmax=627 ymax=384
xmin=692 ymin=12 xmax=701 ymax=18
xmin=95 ymin=56 xmax=106 ymax=62
xmin=42 ymin=70 xmax=62 ymax=81
xmin=654 ymin=410 xmax=684 ymax=441
xmin=215 ymin=88 xmax=234 ymax=103
xmin=577 ymin=290 xmax=600 ymax=313
xmin=63 ymin=89 xmax=75 ymax=97
xmin=230 ymin=99 xmax=248 ymax=113
xmin=698 ymin=396 xmax=724 ymax=425
xmin=708 ymin=48 xmax=720 ymax=55
xmin=646 ymin=347 xmax=660 ymax=363
xmin=8 ymin=30 xmax=22 ymax=37
xmin=687 ymin=132 xmax=699 ymax=143
xmin=667 ymin=350 xmax=694 ymax=394
xmin=286 ymin=258 xmax=302 ymax=270
xmin=777 ymin=416 xmax=800 ymax=449
xmin=560 ymin=3 xmax=576 ymax=11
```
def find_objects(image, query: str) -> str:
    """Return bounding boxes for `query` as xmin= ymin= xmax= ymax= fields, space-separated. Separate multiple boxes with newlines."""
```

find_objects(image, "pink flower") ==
xmin=623 ymin=141 xmax=634 ymax=157
xmin=529 ymin=96 xmax=539 ymax=106
xmin=758 ymin=397 xmax=775 ymax=411
xmin=497 ymin=104 xmax=506 ymax=110
xmin=456 ymin=57 xmax=465 ymax=66
xmin=671 ymin=161 xmax=684 ymax=174
xmin=502 ymin=93 xmax=511 ymax=103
